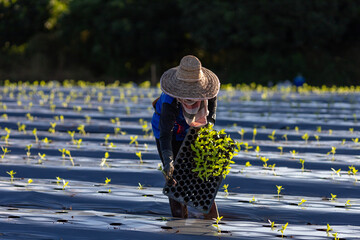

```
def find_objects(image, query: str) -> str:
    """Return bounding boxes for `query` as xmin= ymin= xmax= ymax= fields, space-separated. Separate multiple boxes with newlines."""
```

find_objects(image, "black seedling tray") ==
xmin=163 ymin=127 xmax=223 ymax=214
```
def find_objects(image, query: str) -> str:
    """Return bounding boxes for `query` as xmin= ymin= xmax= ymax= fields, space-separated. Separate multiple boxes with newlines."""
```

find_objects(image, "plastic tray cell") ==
xmin=163 ymin=127 xmax=224 ymax=214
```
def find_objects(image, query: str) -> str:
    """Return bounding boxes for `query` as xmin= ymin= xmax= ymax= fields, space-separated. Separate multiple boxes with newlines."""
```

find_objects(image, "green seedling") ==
xmin=126 ymin=106 xmax=131 ymax=115
xmin=85 ymin=115 xmax=91 ymax=124
xmin=110 ymin=117 xmax=121 ymax=126
xmin=212 ymin=216 xmax=223 ymax=233
xmin=27 ymin=179 xmax=33 ymax=185
xmin=2 ymin=127 xmax=11 ymax=145
xmin=26 ymin=113 xmax=34 ymax=122
xmin=33 ymin=128 xmax=38 ymax=144
xmin=268 ymin=219 xmax=276 ymax=230
xmin=295 ymin=126 xmax=299 ymax=133
xmin=1 ymin=146 xmax=10 ymax=159
xmin=98 ymin=106 xmax=104 ymax=113
xmin=299 ymin=159 xmax=305 ymax=172
xmin=348 ymin=165 xmax=358 ymax=181
xmin=268 ymin=130 xmax=276 ymax=142
xmin=298 ymin=199 xmax=307 ymax=206
xmin=332 ymin=232 xmax=339 ymax=240
xmin=352 ymin=138 xmax=359 ymax=144
xmin=42 ymin=137 xmax=52 ymax=145
xmin=65 ymin=150 xmax=74 ymax=166
xmin=56 ymin=177 xmax=62 ymax=186
xmin=75 ymin=139 xmax=82 ymax=148
xmin=6 ymin=170 xmax=16 ymax=183
xmin=67 ymin=131 xmax=76 ymax=145
xmin=109 ymin=96 xmax=116 ymax=104
xmin=276 ymin=185 xmax=284 ymax=199
xmin=48 ymin=122 xmax=56 ymax=134
xmin=249 ymin=196 xmax=256 ymax=203
xmin=1 ymin=113 xmax=8 ymax=120
xmin=222 ymin=184 xmax=229 ymax=198
xmin=138 ymin=182 xmax=144 ymax=190
xmin=326 ymin=223 xmax=333 ymax=233
xmin=77 ymin=124 xmax=86 ymax=135
xmin=254 ymin=146 xmax=260 ymax=157
xmin=17 ymin=122 xmax=26 ymax=133
xmin=282 ymin=134 xmax=288 ymax=143
xmin=278 ymin=222 xmax=288 ymax=239
xmin=330 ymin=193 xmax=337 ymax=201
xmin=38 ymin=153 xmax=46 ymax=164
xmin=331 ymin=168 xmax=341 ymax=178
xmin=104 ymin=134 xmax=110 ymax=145
xmin=349 ymin=128 xmax=354 ymax=134
xmin=277 ymin=146 xmax=283 ymax=155
xmin=104 ymin=177 xmax=111 ymax=185
xmin=314 ymin=134 xmax=320 ymax=145
xmin=59 ymin=115 xmax=65 ymax=123
xmin=260 ymin=156 xmax=269 ymax=168
xmin=290 ymin=150 xmax=298 ymax=159
xmin=252 ymin=128 xmax=257 ymax=143
xmin=245 ymin=161 xmax=252 ymax=167
xmin=269 ymin=164 xmax=276 ymax=175
xmin=26 ymin=144 xmax=32 ymax=158
xmin=243 ymin=142 xmax=252 ymax=152
xmin=62 ymin=179 xmax=69 ymax=190
xmin=301 ymin=133 xmax=309 ymax=144
xmin=238 ymin=129 xmax=245 ymax=141
xmin=191 ymin=124 xmax=240 ymax=181
xmin=345 ymin=199 xmax=351 ymax=208
xmin=136 ymin=151 xmax=143 ymax=164
xmin=327 ymin=147 xmax=336 ymax=161
xmin=74 ymin=105 xmax=82 ymax=112
xmin=50 ymin=104 xmax=56 ymax=112
xmin=100 ymin=152 xmax=110 ymax=168
xmin=59 ymin=148 xmax=66 ymax=160
xmin=329 ymin=129 xmax=333 ymax=135
xmin=129 ymin=136 xmax=139 ymax=146
xmin=108 ymin=142 xmax=116 ymax=148
xmin=316 ymin=126 xmax=322 ymax=133
xmin=114 ymin=127 xmax=126 ymax=136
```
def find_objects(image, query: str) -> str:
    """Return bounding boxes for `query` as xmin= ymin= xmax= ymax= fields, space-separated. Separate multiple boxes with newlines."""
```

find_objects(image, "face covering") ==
xmin=177 ymin=98 xmax=209 ymax=127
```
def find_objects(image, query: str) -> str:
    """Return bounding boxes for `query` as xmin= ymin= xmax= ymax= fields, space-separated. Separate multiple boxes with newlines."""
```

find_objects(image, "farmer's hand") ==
xmin=162 ymin=150 xmax=176 ymax=186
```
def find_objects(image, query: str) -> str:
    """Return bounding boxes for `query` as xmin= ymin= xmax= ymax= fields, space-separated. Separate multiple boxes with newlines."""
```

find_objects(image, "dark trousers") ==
xmin=155 ymin=138 xmax=218 ymax=219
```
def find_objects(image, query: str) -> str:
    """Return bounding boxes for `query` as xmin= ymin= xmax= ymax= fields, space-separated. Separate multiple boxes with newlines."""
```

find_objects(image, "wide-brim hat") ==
xmin=160 ymin=55 xmax=220 ymax=100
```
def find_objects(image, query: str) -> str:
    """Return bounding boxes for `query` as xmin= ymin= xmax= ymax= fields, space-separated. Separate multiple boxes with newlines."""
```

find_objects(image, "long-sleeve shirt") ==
xmin=151 ymin=93 xmax=217 ymax=155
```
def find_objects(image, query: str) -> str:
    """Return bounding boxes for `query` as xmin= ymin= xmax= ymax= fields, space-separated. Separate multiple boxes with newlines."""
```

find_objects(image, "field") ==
xmin=0 ymin=81 xmax=359 ymax=240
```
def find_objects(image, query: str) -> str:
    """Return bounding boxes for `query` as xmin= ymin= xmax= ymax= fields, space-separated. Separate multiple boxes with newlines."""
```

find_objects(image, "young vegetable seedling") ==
xmin=100 ymin=152 xmax=110 ymax=168
xmin=136 ymin=151 xmax=143 ymax=164
xmin=212 ymin=216 xmax=223 ymax=233
xmin=222 ymin=184 xmax=229 ymax=198
xmin=1 ymin=146 xmax=10 ymax=159
xmin=6 ymin=170 xmax=16 ymax=183
xmin=276 ymin=185 xmax=284 ymax=199
xmin=278 ymin=222 xmax=288 ymax=239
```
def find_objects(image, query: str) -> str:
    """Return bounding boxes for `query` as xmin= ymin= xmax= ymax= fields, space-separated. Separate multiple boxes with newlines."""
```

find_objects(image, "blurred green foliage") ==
xmin=1 ymin=0 xmax=360 ymax=85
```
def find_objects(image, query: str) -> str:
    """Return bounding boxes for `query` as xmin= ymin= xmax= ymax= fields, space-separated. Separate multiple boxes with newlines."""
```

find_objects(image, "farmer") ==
xmin=151 ymin=55 xmax=220 ymax=219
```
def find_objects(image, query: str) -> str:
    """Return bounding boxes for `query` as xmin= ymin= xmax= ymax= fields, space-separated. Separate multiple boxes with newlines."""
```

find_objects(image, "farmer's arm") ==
xmin=207 ymin=96 xmax=217 ymax=124
xmin=159 ymin=99 xmax=177 ymax=167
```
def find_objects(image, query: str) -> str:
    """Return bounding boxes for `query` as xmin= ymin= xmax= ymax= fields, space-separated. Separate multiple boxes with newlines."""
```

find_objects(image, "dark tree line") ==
xmin=1 ymin=0 xmax=360 ymax=85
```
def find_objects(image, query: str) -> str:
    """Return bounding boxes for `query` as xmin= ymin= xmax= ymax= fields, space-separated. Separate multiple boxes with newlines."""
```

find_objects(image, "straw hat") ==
xmin=160 ymin=55 xmax=220 ymax=100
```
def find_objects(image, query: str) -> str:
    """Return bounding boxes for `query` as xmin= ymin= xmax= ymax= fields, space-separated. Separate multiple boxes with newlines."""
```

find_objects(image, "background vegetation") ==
xmin=1 ymin=0 xmax=360 ymax=85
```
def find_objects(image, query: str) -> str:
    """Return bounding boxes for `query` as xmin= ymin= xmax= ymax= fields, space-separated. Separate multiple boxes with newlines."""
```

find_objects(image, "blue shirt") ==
xmin=151 ymin=93 xmax=189 ymax=141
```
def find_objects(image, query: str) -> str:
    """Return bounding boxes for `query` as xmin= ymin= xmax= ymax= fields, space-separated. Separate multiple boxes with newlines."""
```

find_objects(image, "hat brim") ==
xmin=160 ymin=67 xmax=220 ymax=100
